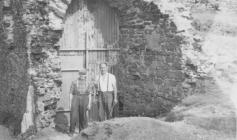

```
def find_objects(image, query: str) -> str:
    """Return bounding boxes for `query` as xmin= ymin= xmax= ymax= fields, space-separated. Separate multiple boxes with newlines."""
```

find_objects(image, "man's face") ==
xmin=100 ymin=64 xmax=107 ymax=75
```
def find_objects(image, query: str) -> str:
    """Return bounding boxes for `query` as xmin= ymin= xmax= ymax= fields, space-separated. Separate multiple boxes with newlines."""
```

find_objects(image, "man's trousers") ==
xmin=99 ymin=91 xmax=114 ymax=121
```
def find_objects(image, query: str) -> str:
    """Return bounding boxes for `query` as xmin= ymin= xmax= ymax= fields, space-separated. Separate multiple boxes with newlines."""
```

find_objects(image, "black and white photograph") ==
xmin=0 ymin=0 xmax=236 ymax=139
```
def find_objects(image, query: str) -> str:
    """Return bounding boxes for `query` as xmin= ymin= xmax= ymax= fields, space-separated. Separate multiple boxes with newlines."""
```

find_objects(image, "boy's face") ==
xmin=78 ymin=71 xmax=86 ymax=80
xmin=79 ymin=74 xmax=86 ymax=80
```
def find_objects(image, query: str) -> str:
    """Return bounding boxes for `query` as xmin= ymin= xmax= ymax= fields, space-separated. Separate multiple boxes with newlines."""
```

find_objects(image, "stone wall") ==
xmin=0 ymin=0 xmax=29 ymax=135
xmin=0 ymin=0 xmax=68 ymax=134
xmin=109 ymin=0 xmax=185 ymax=116
xmin=23 ymin=0 xmax=63 ymax=130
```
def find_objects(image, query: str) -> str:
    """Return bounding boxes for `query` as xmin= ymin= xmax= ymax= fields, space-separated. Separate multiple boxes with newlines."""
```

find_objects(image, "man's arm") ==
xmin=112 ymin=75 xmax=118 ymax=104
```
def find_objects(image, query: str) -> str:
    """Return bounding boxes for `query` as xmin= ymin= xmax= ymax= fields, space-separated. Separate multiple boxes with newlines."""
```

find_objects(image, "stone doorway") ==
xmin=57 ymin=0 xmax=119 ymax=123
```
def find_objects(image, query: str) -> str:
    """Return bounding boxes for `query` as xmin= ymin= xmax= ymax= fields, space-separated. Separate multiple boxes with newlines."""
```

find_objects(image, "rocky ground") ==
xmin=73 ymin=116 xmax=234 ymax=140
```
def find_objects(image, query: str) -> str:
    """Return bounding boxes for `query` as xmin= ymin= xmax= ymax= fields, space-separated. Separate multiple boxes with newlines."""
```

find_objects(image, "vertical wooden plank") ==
xmin=93 ymin=51 xmax=97 ymax=80
xmin=96 ymin=51 xmax=99 ymax=76
xmin=117 ymin=12 xmax=119 ymax=44
xmin=99 ymin=0 xmax=103 ymax=47
xmin=105 ymin=3 xmax=108 ymax=46
xmin=108 ymin=3 xmax=111 ymax=45
xmin=85 ymin=32 xmax=88 ymax=69
xmin=68 ymin=17 xmax=71 ymax=49
xmin=71 ymin=16 xmax=74 ymax=49
xmin=105 ymin=1 xmax=108 ymax=47
xmin=65 ymin=19 xmax=68 ymax=49
xmin=98 ymin=1 xmax=101 ymax=49
xmin=77 ymin=12 xmax=80 ymax=49
xmin=114 ymin=11 xmax=117 ymax=47
xmin=109 ymin=4 xmax=112 ymax=44
xmin=111 ymin=9 xmax=114 ymax=44
xmin=108 ymin=6 xmax=110 ymax=45
xmin=73 ymin=15 xmax=75 ymax=49
xmin=96 ymin=9 xmax=98 ymax=49
xmin=74 ymin=14 xmax=77 ymax=49
xmin=113 ymin=10 xmax=116 ymax=44
xmin=67 ymin=21 xmax=70 ymax=48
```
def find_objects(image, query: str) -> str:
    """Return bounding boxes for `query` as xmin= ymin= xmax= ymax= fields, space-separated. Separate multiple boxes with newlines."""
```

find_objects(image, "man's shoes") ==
xmin=68 ymin=132 xmax=78 ymax=137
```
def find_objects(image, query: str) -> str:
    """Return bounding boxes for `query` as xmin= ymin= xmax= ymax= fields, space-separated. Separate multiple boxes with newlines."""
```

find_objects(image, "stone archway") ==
xmin=26 ymin=0 xmax=184 ymax=132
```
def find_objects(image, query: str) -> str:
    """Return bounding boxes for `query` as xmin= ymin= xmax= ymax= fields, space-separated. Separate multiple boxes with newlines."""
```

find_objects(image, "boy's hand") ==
xmin=87 ymin=104 xmax=91 ymax=110
xmin=69 ymin=94 xmax=73 ymax=110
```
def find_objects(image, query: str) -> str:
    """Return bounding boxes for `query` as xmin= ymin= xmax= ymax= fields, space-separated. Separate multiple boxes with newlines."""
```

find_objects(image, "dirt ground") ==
xmin=0 ymin=125 xmax=15 ymax=140
xmin=28 ymin=114 xmax=235 ymax=140
xmin=71 ymin=116 xmax=235 ymax=140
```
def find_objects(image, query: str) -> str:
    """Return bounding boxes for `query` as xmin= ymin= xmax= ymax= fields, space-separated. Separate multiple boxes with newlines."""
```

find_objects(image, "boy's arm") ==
xmin=87 ymin=93 xmax=92 ymax=110
xmin=69 ymin=82 xmax=75 ymax=109
xmin=93 ymin=76 xmax=99 ymax=93
xmin=87 ymin=83 xmax=93 ymax=110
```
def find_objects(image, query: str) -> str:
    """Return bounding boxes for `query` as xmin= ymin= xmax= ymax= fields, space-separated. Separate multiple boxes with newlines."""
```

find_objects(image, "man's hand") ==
xmin=114 ymin=98 xmax=118 ymax=104
xmin=87 ymin=104 xmax=91 ymax=110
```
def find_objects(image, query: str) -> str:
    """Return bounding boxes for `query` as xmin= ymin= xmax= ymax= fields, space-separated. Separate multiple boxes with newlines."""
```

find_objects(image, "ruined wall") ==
xmin=23 ymin=1 xmax=63 ymax=130
xmin=0 ymin=0 xmax=68 ymax=133
xmin=0 ymin=0 xmax=29 ymax=135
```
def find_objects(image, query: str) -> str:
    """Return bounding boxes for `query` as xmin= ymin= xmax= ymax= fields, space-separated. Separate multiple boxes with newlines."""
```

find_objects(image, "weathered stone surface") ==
xmin=19 ymin=0 xmax=64 ymax=132
xmin=0 ymin=0 xmax=29 ymax=135
xmin=110 ymin=0 xmax=185 ymax=116
xmin=21 ymin=85 xmax=34 ymax=134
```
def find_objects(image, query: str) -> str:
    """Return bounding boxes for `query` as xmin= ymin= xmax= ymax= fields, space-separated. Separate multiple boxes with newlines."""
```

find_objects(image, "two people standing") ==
xmin=69 ymin=63 xmax=117 ymax=134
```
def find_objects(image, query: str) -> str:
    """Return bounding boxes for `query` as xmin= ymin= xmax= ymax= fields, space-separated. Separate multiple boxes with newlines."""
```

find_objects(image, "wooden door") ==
xmin=57 ymin=0 xmax=119 ymax=118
